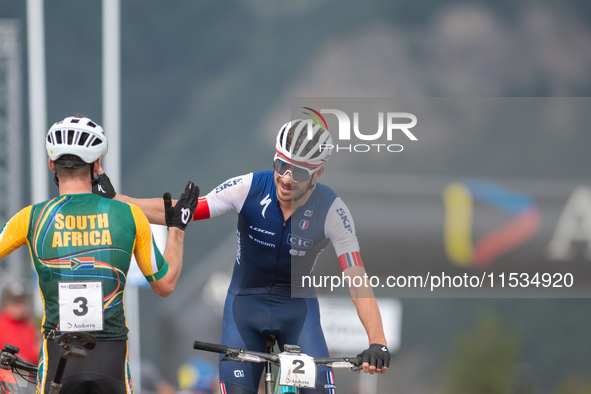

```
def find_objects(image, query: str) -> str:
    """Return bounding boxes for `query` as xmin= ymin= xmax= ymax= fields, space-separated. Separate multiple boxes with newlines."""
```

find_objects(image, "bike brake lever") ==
xmin=346 ymin=356 xmax=363 ymax=365
xmin=0 ymin=352 xmax=16 ymax=369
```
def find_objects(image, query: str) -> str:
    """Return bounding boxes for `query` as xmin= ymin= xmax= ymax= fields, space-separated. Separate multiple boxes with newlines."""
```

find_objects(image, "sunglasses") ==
xmin=273 ymin=154 xmax=317 ymax=183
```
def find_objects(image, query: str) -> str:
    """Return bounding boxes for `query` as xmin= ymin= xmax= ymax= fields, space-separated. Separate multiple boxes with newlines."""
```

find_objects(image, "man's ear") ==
xmin=48 ymin=158 xmax=56 ymax=173
xmin=93 ymin=157 xmax=102 ymax=175
xmin=313 ymin=166 xmax=325 ymax=182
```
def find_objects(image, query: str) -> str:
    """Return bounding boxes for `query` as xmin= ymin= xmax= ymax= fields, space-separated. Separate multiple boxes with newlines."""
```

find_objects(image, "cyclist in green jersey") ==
xmin=0 ymin=115 xmax=199 ymax=394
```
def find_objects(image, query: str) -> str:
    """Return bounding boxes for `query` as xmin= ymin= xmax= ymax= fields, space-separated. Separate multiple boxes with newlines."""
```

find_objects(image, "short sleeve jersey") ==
xmin=0 ymin=194 xmax=168 ymax=340
xmin=194 ymin=171 xmax=361 ymax=297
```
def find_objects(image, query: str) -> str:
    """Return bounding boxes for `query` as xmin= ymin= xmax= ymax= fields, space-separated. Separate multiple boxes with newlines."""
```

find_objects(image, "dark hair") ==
xmin=54 ymin=154 xmax=94 ymax=186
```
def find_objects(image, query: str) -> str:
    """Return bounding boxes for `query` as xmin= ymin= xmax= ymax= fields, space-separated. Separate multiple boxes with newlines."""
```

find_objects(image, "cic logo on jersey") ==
xmin=302 ymin=106 xmax=417 ymax=153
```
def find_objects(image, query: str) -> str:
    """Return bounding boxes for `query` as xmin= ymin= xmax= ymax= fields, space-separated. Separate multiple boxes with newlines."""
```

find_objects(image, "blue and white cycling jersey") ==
xmin=193 ymin=171 xmax=361 ymax=297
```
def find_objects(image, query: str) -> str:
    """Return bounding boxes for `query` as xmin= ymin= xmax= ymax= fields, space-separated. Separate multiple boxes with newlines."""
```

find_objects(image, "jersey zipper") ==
xmin=269 ymin=191 xmax=316 ymax=294
xmin=269 ymin=216 xmax=288 ymax=294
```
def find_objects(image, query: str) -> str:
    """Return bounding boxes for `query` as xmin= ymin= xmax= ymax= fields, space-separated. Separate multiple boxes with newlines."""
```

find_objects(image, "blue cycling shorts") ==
xmin=218 ymin=293 xmax=336 ymax=394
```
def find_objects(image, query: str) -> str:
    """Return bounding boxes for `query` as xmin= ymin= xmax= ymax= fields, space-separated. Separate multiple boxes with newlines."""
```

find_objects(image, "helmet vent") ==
xmin=55 ymin=131 xmax=62 ymax=144
xmin=79 ymin=132 xmax=90 ymax=146
xmin=67 ymin=130 xmax=75 ymax=145
xmin=279 ymin=129 xmax=287 ymax=145
xmin=71 ymin=118 xmax=80 ymax=124
xmin=91 ymin=137 xmax=103 ymax=146
xmin=294 ymin=128 xmax=321 ymax=157
xmin=87 ymin=121 xmax=97 ymax=128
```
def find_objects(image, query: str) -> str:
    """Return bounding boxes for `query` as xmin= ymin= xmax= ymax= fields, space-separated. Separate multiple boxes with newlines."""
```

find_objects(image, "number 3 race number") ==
xmin=58 ymin=281 xmax=104 ymax=332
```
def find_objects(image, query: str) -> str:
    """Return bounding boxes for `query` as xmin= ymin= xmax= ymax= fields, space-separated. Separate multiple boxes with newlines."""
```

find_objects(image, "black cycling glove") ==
xmin=92 ymin=173 xmax=116 ymax=199
xmin=163 ymin=181 xmax=199 ymax=230
xmin=358 ymin=343 xmax=390 ymax=371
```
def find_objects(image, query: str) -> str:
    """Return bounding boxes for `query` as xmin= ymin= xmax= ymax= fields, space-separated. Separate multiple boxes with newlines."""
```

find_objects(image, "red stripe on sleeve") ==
xmin=352 ymin=251 xmax=363 ymax=267
xmin=193 ymin=197 xmax=211 ymax=221
xmin=338 ymin=254 xmax=348 ymax=271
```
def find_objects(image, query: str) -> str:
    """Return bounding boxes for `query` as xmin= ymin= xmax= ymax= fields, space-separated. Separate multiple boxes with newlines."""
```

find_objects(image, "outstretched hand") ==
xmin=163 ymin=181 xmax=199 ymax=230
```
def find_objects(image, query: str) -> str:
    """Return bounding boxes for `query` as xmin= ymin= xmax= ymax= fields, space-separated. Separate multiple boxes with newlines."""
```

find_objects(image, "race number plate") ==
xmin=58 ymin=281 xmax=104 ymax=332
xmin=278 ymin=353 xmax=316 ymax=389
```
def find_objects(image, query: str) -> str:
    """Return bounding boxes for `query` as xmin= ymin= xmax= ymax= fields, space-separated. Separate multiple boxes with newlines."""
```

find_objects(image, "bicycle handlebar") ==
xmin=193 ymin=340 xmax=362 ymax=370
xmin=1 ymin=344 xmax=38 ymax=375
xmin=12 ymin=358 xmax=38 ymax=374
xmin=193 ymin=341 xmax=229 ymax=355
xmin=193 ymin=341 xmax=278 ymax=363
xmin=313 ymin=356 xmax=363 ymax=366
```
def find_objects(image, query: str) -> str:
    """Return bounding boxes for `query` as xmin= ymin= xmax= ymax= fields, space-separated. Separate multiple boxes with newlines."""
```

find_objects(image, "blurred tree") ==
xmin=442 ymin=312 xmax=520 ymax=394
xmin=555 ymin=375 xmax=591 ymax=394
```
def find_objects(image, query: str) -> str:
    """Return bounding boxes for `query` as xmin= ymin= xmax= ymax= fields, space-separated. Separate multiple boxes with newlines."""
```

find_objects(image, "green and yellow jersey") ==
xmin=0 ymin=194 xmax=168 ymax=341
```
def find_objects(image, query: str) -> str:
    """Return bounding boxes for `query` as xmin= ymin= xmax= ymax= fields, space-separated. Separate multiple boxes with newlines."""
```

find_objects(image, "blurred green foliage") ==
xmin=555 ymin=375 xmax=591 ymax=394
xmin=442 ymin=312 xmax=520 ymax=394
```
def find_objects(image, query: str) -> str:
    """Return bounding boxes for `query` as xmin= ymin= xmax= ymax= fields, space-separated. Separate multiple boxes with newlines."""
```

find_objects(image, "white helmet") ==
xmin=46 ymin=116 xmax=108 ymax=164
xmin=275 ymin=119 xmax=333 ymax=167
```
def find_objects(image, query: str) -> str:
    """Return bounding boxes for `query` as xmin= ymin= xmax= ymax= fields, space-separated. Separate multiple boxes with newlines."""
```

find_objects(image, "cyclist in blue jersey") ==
xmin=94 ymin=120 xmax=390 ymax=394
